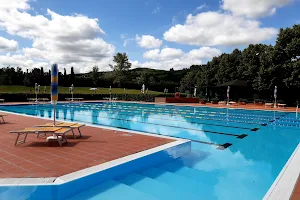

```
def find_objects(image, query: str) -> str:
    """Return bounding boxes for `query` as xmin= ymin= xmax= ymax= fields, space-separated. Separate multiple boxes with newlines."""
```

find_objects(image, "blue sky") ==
xmin=0 ymin=0 xmax=299 ymax=73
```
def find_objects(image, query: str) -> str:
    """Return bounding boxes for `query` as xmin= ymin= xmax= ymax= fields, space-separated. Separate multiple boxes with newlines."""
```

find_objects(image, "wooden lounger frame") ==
xmin=10 ymin=127 xmax=72 ymax=146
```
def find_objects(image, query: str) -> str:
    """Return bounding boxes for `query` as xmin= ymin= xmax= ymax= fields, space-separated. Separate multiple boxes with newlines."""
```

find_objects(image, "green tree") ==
xmin=23 ymin=69 xmax=31 ymax=86
xmin=70 ymin=67 xmax=75 ymax=84
xmin=109 ymin=52 xmax=132 ymax=87
xmin=180 ymin=69 xmax=198 ymax=92
xmin=92 ymin=66 xmax=100 ymax=86
xmin=137 ymin=71 xmax=149 ymax=86
xmin=40 ymin=67 xmax=44 ymax=85
xmin=63 ymin=68 xmax=67 ymax=86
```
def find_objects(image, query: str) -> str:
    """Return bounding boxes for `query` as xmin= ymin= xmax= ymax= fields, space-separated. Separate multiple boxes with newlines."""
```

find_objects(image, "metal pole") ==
xmin=296 ymin=101 xmax=298 ymax=118
xmin=274 ymin=86 xmax=277 ymax=108
xmin=53 ymin=104 xmax=56 ymax=126
xmin=110 ymin=86 xmax=112 ymax=101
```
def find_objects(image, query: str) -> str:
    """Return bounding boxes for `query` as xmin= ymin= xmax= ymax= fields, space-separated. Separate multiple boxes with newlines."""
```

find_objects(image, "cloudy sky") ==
xmin=0 ymin=0 xmax=299 ymax=73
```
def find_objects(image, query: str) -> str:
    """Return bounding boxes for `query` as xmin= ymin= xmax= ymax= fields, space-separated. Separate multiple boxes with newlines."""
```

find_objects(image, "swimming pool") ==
xmin=1 ymin=102 xmax=300 ymax=199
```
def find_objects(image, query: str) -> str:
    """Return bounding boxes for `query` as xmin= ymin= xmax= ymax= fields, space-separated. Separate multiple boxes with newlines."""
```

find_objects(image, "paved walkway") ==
xmin=291 ymin=176 xmax=300 ymax=200
xmin=0 ymin=113 xmax=173 ymax=178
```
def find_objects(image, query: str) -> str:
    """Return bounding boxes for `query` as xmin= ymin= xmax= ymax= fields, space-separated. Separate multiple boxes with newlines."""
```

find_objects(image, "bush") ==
xmin=211 ymin=97 xmax=219 ymax=101
xmin=254 ymin=99 xmax=265 ymax=103
xmin=211 ymin=97 xmax=219 ymax=104
xmin=0 ymin=93 xmax=184 ymax=102
xmin=277 ymin=100 xmax=284 ymax=104
xmin=239 ymin=98 xmax=248 ymax=103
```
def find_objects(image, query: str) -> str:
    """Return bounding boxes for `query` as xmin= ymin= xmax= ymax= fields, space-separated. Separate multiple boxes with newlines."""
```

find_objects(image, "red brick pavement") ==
xmin=0 ymin=113 xmax=173 ymax=178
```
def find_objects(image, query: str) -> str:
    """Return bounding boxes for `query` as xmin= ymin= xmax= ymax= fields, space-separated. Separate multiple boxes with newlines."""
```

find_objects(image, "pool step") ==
xmin=66 ymin=180 xmax=158 ymax=200
xmin=118 ymin=172 xmax=199 ymax=200
xmin=140 ymin=167 xmax=212 ymax=198
xmin=159 ymin=161 xmax=219 ymax=185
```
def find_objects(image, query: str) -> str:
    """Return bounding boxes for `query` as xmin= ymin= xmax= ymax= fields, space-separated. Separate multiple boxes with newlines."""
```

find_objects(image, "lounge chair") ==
xmin=229 ymin=101 xmax=238 ymax=106
xmin=66 ymin=98 xmax=84 ymax=102
xmin=0 ymin=114 xmax=6 ymax=123
xmin=38 ymin=98 xmax=49 ymax=102
xmin=218 ymin=101 xmax=226 ymax=105
xmin=265 ymin=103 xmax=273 ymax=108
xmin=10 ymin=127 xmax=72 ymax=146
xmin=35 ymin=122 xmax=85 ymax=138
xmin=27 ymin=98 xmax=37 ymax=102
xmin=278 ymin=103 xmax=286 ymax=108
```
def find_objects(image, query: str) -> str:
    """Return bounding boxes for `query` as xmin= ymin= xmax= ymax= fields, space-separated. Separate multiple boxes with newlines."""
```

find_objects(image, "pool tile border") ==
xmin=0 ymin=140 xmax=191 ymax=200
xmin=54 ymin=139 xmax=189 ymax=184
xmin=263 ymin=143 xmax=300 ymax=200
xmin=0 ymin=110 xmax=190 ymax=187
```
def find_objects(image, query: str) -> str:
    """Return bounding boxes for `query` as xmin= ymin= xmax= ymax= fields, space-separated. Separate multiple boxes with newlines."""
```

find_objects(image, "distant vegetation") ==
xmin=0 ymin=53 xmax=186 ymax=93
xmin=0 ymin=86 xmax=161 ymax=94
xmin=0 ymin=24 xmax=299 ymax=103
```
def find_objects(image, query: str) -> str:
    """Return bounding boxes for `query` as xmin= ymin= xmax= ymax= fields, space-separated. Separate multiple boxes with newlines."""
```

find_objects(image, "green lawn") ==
xmin=0 ymin=85 xmax=162 ymax=94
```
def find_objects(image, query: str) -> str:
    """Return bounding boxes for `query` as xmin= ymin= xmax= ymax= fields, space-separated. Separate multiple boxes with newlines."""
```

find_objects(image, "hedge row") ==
xmin=0 ymin=93 xmax=186 ymax=102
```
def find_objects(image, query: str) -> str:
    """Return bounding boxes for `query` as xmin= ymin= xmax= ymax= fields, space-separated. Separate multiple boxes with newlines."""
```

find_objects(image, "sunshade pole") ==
xmin=51 ymin=63 xmax=58 ymax=127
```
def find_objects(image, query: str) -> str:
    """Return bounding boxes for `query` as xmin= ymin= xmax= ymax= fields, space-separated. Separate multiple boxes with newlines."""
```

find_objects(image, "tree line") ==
xmin=0 ymin=24 xmax=299 ymax=103
xmin=0 ymin=67 xmax=76 ymax=87
xmin=0 ymin=55 xmax=186 ymax=92
xmin=180 ymin=24 xmax=300 ymax=104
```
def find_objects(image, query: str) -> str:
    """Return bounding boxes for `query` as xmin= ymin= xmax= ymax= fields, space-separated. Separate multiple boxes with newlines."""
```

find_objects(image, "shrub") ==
xmin=239 ymin=98 xmax=248 ymax=103
xmin=211 ymin=97 xmax=219 ymax=104
xmin=0 ymin=93 xmax=185 ymax=103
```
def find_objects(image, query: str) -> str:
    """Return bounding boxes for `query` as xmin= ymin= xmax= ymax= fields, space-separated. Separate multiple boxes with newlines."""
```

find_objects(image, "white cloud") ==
xmin=120 ymin=34 xmax=134 ymax=47
xmin=143 ymin=48 xmax=184 ymax=60
xmin=0 ymin=0 xmax=31 ymax=11
xmin=221 ymin=0 xmax=293 ymax=18
xmin=0 ymin=53 xmax=48 ymax=69
xmin=120 ymin=34 xmax=126 ymax=39
xmin=171 ymin=16 xmax=177 ymax=24
xmin=0 ymin=36 xmax=18 ymax=51
xmin=186 ymin=47 xmax=222 ymax=59
xmin=136 ymin=35 xmax=163 ymax=49
xmin=163 ymin=12 xmax=278 ymax=46
xmin=196 ymin=4 xmax=208 ymax=11
xmin=152 ymin=7 xmax=160 ymax=14
xmin=0 ymin=0 xmax=115 ymax=73
xmin=123 ymin=38 xmax=134 ymax=47
xmin=134 ymin=47 xmax=221 ymax=70
xmin=0 ymin=53 xmax=114 ymax=73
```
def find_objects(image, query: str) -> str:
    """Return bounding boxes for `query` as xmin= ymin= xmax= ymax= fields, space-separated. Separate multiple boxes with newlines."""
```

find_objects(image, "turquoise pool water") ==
xmin=1 ymin=102 xmax=300 ymax=200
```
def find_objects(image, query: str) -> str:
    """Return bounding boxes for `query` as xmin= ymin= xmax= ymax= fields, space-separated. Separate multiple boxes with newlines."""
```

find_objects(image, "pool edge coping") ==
xmin=84 ymin=100 xmax=298 ymax=113
xmin=263 ymin=143 xmax=300 ymax=200
xmin=0 ymin=140 xmax=188 ymax=186
xmin=1 ymin=100 xmax=298 ymax=113
xmin=1 ymin=103 xmax=300 ymax=195
xmin=0 ymin=110 xmax=189 ymax=186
